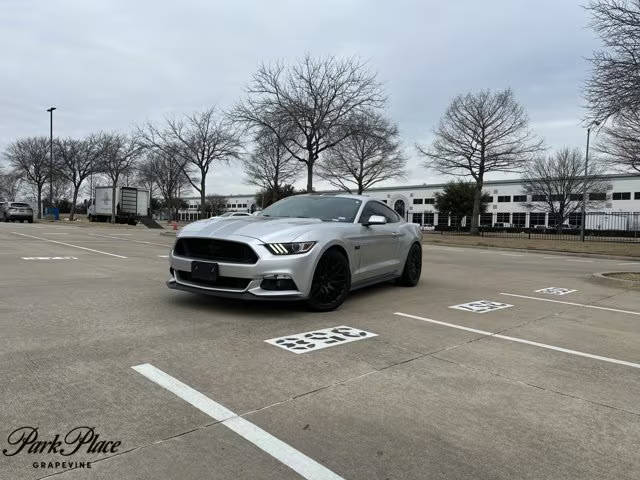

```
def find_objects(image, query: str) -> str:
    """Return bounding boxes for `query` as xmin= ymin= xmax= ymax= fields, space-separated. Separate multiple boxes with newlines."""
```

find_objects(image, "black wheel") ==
xmin=397 ymin=243 xmax=422 ymax=286
xmin=307 ymin=249 xmax=351 ymax=311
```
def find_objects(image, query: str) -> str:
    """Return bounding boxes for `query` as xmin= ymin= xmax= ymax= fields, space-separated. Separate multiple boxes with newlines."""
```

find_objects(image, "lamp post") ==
xmin=580 ymin=121 xmax=599 ymax=242
xmin=46 ymin=107 xmax=56 ymax=212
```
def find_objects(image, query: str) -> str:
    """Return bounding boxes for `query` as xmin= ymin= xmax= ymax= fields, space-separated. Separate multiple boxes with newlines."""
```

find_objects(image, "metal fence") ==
xmin=410 ymin=211 xmax=640 ymax=243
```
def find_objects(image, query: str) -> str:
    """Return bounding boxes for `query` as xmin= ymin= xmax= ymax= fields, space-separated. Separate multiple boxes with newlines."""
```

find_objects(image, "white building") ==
xmin=178 ymin=173 xmax=640 ymax=228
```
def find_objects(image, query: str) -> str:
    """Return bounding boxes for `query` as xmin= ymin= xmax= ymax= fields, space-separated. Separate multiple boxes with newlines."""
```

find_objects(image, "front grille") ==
xmin=174 ymin=238 xmax=258 ymax=264
xmin=176 ymin=271 xmax=251 ymax=290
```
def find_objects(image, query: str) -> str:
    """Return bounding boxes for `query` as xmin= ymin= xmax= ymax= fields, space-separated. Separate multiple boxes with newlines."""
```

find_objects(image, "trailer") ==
xmin=88 ymin=186 xmax=149 ymax=225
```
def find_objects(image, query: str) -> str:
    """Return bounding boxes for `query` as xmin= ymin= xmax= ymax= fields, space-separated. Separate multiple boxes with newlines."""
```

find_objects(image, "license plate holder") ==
xmin=191 ymin=261 xmax=219 ymax=282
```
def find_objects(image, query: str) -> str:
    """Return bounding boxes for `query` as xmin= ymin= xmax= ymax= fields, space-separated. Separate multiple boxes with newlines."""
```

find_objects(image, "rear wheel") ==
xmin=397 ymin=243 xmax=422 ymax=286
xmin=307 ymin=249 xmax=351 ymax=311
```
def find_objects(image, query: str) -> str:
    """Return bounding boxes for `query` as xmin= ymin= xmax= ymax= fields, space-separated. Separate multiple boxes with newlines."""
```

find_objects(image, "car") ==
xmin=493 ymin=222 xmax=512 ymax=228
xmin=167 ymin=194 xmax=423 ymax=311
xmin=421 ymin=224 xmax=435 ymax=231
xmin=1 ymin=202 xmax=34 ymax=223
xmin=218 ymin=212 xmax=252 ymax=217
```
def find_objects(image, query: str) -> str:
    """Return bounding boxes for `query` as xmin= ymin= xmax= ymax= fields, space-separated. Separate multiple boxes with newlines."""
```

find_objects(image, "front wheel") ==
xmin=307 ymin=249 xmax=351 ymax=312
xmin=397 ymin=243 xmax=422 ymax=286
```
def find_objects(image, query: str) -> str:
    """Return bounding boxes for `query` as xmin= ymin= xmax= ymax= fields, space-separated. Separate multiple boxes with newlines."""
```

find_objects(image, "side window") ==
xmin=360 ymin=201 xmax=399 ymax=224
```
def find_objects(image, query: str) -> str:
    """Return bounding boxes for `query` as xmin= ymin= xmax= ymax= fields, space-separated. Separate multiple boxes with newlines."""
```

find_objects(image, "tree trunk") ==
xmin=470 ymin=180 xmax=483 ymax=235
xmin=36 ymin=185 xmax=42 ymax=219
xmin=357 ymin=181 xmax=363 ymax=195
xmin=306 ymin=161 xmax=313 ymax=193
xmin=111 ymin=184 xmax=117 ymax=223
xmin=200 ymin=176 xmax=206 ymax=220
xmin=69 ymin=186 xmax=79 ymax=221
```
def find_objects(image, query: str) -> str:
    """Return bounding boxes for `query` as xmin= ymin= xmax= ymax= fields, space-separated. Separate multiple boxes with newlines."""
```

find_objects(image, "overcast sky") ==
xmin=0 ymin=0 xmax=600 ymax=197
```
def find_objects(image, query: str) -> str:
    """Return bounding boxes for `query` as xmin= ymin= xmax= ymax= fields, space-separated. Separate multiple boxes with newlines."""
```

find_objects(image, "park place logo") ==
xmin=2 ymin=426 xmax=122 ymax=471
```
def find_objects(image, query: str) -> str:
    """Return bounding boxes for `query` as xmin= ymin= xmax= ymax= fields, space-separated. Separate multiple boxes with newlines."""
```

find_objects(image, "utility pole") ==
xmin=46 ymin=107 xmax=56 ymax=213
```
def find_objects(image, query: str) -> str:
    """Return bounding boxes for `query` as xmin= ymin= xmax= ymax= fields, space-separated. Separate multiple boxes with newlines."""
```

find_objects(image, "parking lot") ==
xmin=1 ymin=221 xmax=639 ymax=480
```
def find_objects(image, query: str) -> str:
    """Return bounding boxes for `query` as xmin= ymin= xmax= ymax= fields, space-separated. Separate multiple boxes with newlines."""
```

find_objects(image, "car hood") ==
xmin=178 ymin=216 xmax=325 ymax=243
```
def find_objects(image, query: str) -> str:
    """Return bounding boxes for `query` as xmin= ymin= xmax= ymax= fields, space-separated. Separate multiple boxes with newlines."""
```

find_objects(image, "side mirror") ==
xmin=363 ymin=214 xmax=387 ymax=226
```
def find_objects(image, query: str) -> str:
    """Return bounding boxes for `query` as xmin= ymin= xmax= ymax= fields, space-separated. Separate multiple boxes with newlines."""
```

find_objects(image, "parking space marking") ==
xmin=500 ymin=253 xmax=525 ymax=257
xmin=266 ymin=326 xmax=377 ymax=354
xmin=500 ymin=292 xmax=640 ymax=316
xmin=566 ymin=259 xmax=593 ymax=263
xmin=394 ymin=312 xmax=640 ymax=369
xmin=21 ymin=256 xmax=78 ymax=260
xmin=132 ymin=364 xmax=344 ymax=480
xmin=617 ymin=262 xmax=639 ymax=266
xmin=535 ymin=287 xmax=577 ymax=296
xmin=11 ymin=232 xmax=127 ymax=258
xmin=157 ymin=255 xmax=169 ymax=258
xmin=87 ymin=232 xmax=171 ymax=248
xmin=449 ymin=300 xmax=513 ymax=314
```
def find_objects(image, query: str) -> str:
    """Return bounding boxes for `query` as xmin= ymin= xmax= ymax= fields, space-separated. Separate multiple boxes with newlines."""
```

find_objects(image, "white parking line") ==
xmin=11 ymin=232 xmax=127 ymax=258
xmin=394 ymin=312 xmax=640 ymax=369
xmin=617 ymin=262 xmax=639 ymax=266
xmin=157 ymin=255 xmax=169 ymax=258
xmin=500 ymin=292 xmax=640 ymax=316
xmin=132 ymin=364 xmax=344 ymax=480
xmin=566 ymin=259 xmax=593 ymax=263
xmin=87 ymin=232 xmax=171 ymax=248
xmin=500 ymin=253 xmax=525 ymax=257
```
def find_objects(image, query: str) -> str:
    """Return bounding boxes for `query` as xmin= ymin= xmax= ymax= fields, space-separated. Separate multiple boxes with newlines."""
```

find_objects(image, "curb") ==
xmin=592 ymin=272 xmax=640 ymax=289
xmin=160 ymin=231 xmax=177 ymax=237
xmin=422 ymin=240 xmax=640 ymax=262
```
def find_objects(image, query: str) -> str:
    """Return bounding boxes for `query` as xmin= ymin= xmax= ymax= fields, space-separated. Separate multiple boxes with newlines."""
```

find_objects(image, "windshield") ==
xmin=10 ymin=203 xmax=31 ymax=208
xmin=260 ymin=196 xmax=362 ymax=223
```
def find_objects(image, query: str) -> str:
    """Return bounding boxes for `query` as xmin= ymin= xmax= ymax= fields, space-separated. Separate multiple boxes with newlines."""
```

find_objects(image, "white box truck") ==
xmin=88 ymin=186 xmax=149 ymax=225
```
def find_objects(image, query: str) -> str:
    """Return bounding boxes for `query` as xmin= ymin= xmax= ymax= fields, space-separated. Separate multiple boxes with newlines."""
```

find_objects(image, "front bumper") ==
xmin=167 ymin=237 xmax=317 ymax=300
xmin=6 ymin=214 xmax=33 ymax=221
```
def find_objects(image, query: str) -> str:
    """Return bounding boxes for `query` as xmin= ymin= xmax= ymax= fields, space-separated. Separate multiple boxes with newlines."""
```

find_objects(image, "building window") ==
xmin=530 ymin=212 xmax=546 ymax=226
xmin=612 ymin=192 xmax=631 ymax=200
xmin=532 ymin=194 xmax=546 ymax=202
xmin=437 ymin=213 xmax=449 ymax=226
xmin=423 ymin=212 xmax=434 ymax=225
xmin=513 ymin=195 xmax=527 ymax=202
xmin=550 ymin=194 xmax=564 ymax=202
xmin=496 ymin=212 xmax=510 ymax=223
xmin=479 ymin=213 xmax=493 ymax=226
xmin=512 ymin=213 xmax=526 ymax=226
xmin=424 ymin=198 xmax=435 ymax=205
xmin=589 ymin=193 xmax=606 ymax=201
xmin=497 ymin=196 xmax=511 ymax=203
xmin=569 ymin=194 xmax=581 ymax=201
xmin=485 ymin=196 xmax=493 ymax=203
xmin=568 ymin=213 xmax=582 ymax=226
xmin=412 ymin=213 xmax=423 ymax=224
xmin=412 ymin=198 xmax=423 ymax=205
xmin=635 ymin=192 xmax=640 ymax=200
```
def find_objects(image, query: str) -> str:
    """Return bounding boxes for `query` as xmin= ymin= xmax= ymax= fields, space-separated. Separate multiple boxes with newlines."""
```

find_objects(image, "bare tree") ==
xmin=4 ymin=137 xmax=49 ymax=218
xmin=243 ymin=125 xmax=299 ymax=199
xmin=54 ymin=136 xmax=101 ymax=221
xmin=203 ymin=194 xmax=227 ymax=217
xmin=317 ymin=111 xmax=406 ymax=194
xmin=521 ymin=148 xmax=607 ymax=230
xmin=138 ymin=107 xmax=243 ymax=212
xmin=0 ymin=167 xmax=23 ymax=200
xmin=585 ymin=0 xmax=640 ymax=122
xmin=233 ymin=54 xmax=385 ymax=192
xmin=417 ymin=88 xmax=543 ymax=234
xmin=96 ymin=133 xmax=142 ymax=223
xmin=147 ymin=149 xmax=190 ymax=221
xmin=595 ymin=109 xmax=640 ymax=173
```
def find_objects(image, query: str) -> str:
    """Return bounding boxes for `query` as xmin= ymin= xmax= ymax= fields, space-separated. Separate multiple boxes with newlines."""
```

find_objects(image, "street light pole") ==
xmin=580 ymin=122 xmax=599 ymax=242
xmin=46 ymin=107 xmax=56 ymax=213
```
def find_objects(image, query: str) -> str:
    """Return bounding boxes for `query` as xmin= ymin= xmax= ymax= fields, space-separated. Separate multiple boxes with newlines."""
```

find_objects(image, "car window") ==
xmin=360 ymin=201 xmax=400 ymax=224
xmin=260 ymin=196 xmax=362 ymax=223
xmin=10 ymin=203 xmax=31 ymax=208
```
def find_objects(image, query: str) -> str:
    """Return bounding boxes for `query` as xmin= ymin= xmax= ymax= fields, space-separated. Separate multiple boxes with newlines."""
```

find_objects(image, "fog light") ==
xmin=261 ymin=274 xmax=297 ymax=291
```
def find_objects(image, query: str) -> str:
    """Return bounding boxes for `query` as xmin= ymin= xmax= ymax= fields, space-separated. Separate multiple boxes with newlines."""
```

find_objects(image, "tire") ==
xmin=306 ymin=249 xmax=351 ymax=312
xmin=27 ymin=218 xmax=33 ymax=223
xmin=397 ymin=243 xmax=422 ymax=287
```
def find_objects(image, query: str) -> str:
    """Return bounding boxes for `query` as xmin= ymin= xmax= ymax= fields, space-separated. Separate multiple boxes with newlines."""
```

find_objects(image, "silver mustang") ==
xmin=167 ymin=194 xmax=423 ymax=310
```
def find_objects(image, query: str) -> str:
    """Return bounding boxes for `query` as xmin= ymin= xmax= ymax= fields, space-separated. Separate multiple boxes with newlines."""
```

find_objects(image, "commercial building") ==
xmin=178 ymin=173 xmax=640 ymax=228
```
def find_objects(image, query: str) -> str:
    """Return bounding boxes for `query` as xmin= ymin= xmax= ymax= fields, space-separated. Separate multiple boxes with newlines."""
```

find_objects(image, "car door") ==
xmin=352 ymin=201 xmax=401 ymax=281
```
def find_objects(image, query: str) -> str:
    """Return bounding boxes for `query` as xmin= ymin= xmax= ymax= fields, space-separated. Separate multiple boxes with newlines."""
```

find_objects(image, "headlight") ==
xmin=265 ymin=241 xmax=316 ymax=255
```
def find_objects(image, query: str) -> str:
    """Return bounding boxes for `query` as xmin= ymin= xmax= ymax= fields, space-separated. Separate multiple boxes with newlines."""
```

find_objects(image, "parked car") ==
xmin=1 ymin=202 xmax=34 ymax=223
xmin=168 ymin=194 xmax=423 ymax=311
xmin=421 ymin=224 xmax=435 ymax=231
xmin=493 ymin=222 xmax=512 ymax=228
xmin=219 ymin=212 xmax=252 ymax=217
